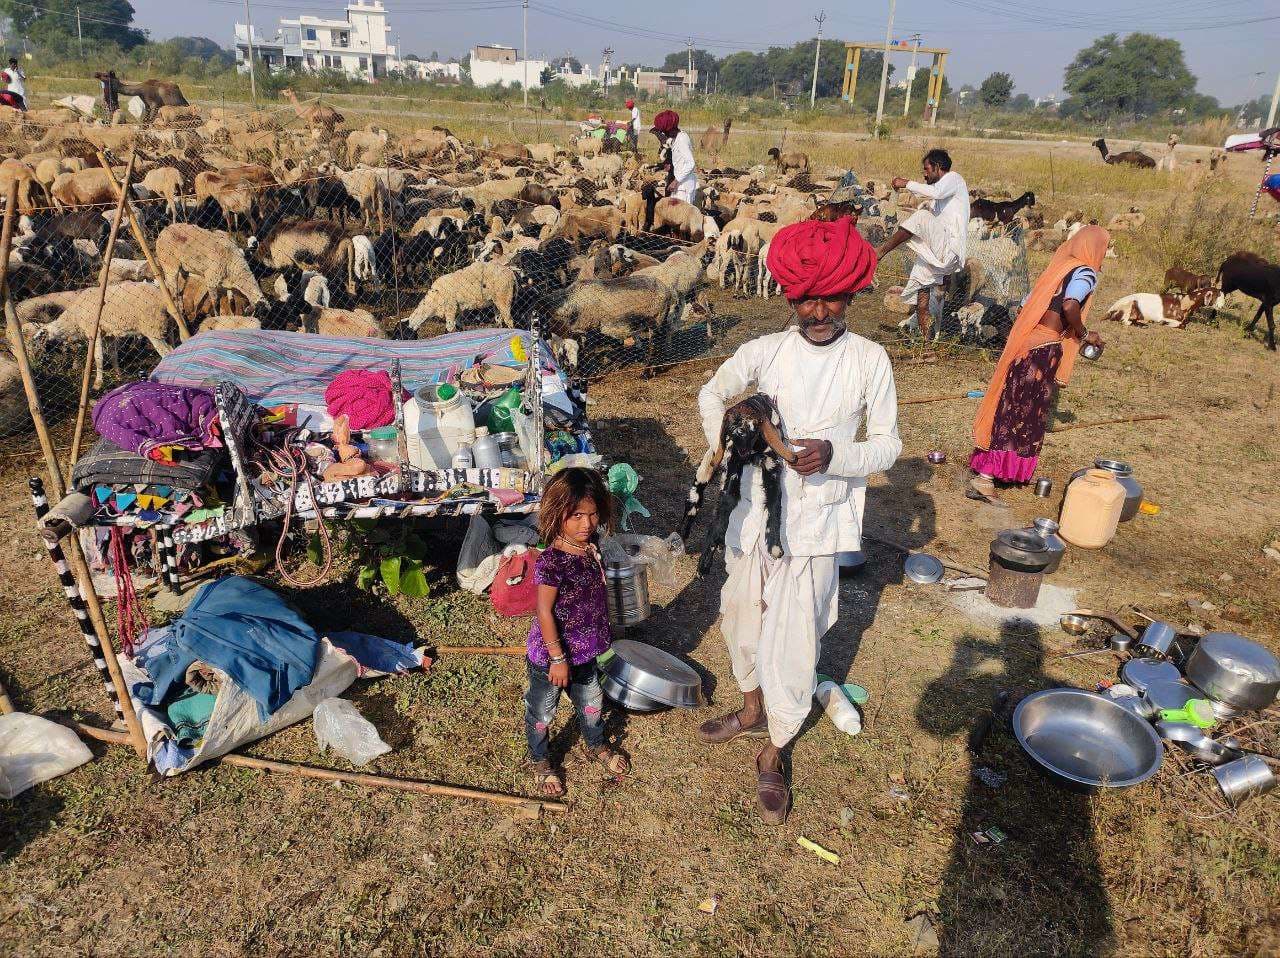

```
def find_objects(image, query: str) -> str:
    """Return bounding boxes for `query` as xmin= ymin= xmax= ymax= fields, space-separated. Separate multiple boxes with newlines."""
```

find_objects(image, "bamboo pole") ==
xmin=67 ymin=149 xmax=138 ymax=471
xmin=434 ymin=645 xmax=527 ymax=656
xmin=2 ymin=181 xmax=65 ymax=499
xmin=900 ymin=391 xmax=981 ymax=406
xmin=70 ymin=722 xmax=567 ymax=813
xmin=1049 ymin=413 xmax=1170 ymax=434
xmin=94 ymin=150 xmax=190 ymax=342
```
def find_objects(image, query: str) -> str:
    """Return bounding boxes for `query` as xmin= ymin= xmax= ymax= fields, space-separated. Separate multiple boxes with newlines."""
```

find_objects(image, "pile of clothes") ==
xmin=124 ymin=576 xmax=427 ymax=774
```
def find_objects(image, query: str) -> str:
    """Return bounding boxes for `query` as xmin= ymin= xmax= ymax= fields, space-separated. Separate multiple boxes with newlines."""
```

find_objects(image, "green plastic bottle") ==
xmin=486 ymin=386 xmax=523 ymax=434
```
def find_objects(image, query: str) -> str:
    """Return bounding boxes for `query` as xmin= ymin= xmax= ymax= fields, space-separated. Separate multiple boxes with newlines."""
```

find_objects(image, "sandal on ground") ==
xmin=965 ymin=477 xmax=1004 ymax=505
xmin=583 ymin=744 xmax=630 ymax=776
xmin=697 ymin=710 xmax=769 ymax=744
xmin=755 ymin=751 xmax=790 ymax=826
xmin=527 ymin=759 xmax=565 ymax=798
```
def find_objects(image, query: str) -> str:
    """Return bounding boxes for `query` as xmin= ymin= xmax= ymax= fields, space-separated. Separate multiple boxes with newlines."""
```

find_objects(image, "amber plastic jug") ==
xmin=1059 ymin=469 xmax=1125 ymax=549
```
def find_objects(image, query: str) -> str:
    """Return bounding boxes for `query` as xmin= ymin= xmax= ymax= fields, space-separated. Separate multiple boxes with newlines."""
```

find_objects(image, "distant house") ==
xmin=402 ymin=58 xmax=461 ymax=82
xmin=1034 ymin=93 xmax=1060 ymax=112
xmin=234 ymin=0 xmax=400 ymax=82
xmin=469 ymin=43 xmax=549 ymax=89
xmin=631 ymin=67 xmax=698 ymax=99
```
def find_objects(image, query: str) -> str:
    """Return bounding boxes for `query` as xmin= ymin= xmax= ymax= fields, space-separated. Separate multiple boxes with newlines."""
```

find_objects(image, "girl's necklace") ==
xmin=555 ymin=535 xmax=606 ymax=583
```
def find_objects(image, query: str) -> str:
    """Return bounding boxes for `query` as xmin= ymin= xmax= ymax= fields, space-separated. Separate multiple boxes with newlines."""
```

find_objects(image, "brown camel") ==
xmin=699 ymin=117 xmax=732 ymax=159
xmin=94 ymin=71 xmax=188 ymax=124
xmin=281 ymin=88 xmax=344 ymax=134
xmin=1091 ymin=138 xmax=1156 ymax=169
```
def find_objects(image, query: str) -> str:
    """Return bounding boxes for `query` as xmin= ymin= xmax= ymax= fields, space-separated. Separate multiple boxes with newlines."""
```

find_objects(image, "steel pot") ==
xmin=1211 ymin=756 xmax=1278 ymax=807
xmin=604 ymin=558 xmax=651 ymax=626
xmin=1136 ymin=621 xmax=1177 ymax=658
xmin=1183 ymin=632 xmax=1280 ymax=713
xmin=1121 ymin=657 xmax=1182 ymax=692
xmin=1109 ymin=634 xmax=1135 ymax=653
xmin=600 ymin=639 xmax=703 ymax=709
xmin=599 ymin=671 xmax=665 ymax=712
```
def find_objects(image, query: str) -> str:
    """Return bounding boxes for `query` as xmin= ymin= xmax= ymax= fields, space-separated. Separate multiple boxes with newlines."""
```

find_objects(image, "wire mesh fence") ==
xmin=0 ymin=104 xmax=1031 ymax=458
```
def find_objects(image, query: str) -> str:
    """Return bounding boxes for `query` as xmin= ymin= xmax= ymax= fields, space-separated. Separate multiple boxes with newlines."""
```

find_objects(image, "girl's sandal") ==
xmin=583 ymin=744 xmax=630 ymax=776
xmin=528 ymin=759 xmax=565 ymax=798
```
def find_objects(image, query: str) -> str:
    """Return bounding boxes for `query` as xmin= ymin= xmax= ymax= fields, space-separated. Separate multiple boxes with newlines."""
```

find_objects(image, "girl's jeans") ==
xmin=524 ymin=659 xmax=605 ymax=762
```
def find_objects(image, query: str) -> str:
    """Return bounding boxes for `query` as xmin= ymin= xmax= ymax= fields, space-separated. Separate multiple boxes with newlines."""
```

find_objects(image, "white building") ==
xmin=234 ymin=0 xmax=400 ymax=82
xmin=402 ymin=58 xmax=461 ymax=81
xmin=468 ymin=44 xmax=549 ymax=89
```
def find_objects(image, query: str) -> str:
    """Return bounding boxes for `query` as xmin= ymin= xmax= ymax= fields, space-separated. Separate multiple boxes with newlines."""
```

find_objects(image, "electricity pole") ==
xmin=601 ymin=46 xmax=613 ymax=96
xmin=76 ymin=6 xmax=83 ymax=58
xmin=902 ymin=32 xmax=920 ymax=117
xmin=243 ymin=0 xmax=257 ymax=104
xmin=522 ymin=0 xmax=529 ymax=107
xmin=809 ymin=10 xmax=825 ymax=107
xmin=687 ymin=38 xmax=693 ymax=98
xmin=873 ymin=0 xmax=896 ymax=134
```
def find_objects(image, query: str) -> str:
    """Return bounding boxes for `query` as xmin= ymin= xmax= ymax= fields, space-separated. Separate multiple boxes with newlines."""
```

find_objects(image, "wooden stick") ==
xmin=433 ymin=645 xmax=528 ymax=656
xmin=1049 ymin=413 xmax=1170 ymax=434
xmin=68 ymin=149 xmax=138 ymax=471
xmin=70 ymin=721 xmax=567 ymax=813
xmin=0 ymin=678 xmax=15 ymax=715
xmin=2 ymin=181 xmax=66 ymax=500
xmin=95 ymin=150 xmax=191 ymax=341
xmin=901 ymin=391 xmax=981 ymax=406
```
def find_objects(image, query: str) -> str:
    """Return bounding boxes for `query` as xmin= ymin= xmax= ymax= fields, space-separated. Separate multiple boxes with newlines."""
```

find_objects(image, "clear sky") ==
xmin=131 ymin=0 xmax=1278 ymax=105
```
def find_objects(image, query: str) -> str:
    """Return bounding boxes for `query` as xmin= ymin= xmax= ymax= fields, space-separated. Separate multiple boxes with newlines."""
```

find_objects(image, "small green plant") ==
xmin=311 ymin=519 xmax=430 ymax=598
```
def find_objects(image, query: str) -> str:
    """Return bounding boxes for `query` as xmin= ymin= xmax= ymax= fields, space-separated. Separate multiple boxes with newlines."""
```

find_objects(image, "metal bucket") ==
xmin=605 ymin=558 xmax=651 ymax=626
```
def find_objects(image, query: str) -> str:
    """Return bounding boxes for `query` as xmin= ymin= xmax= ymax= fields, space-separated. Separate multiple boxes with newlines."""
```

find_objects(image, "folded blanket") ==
xmin=92 ymin=382 xmax=221 ymax=463
xmin=72 ymin=438 xmax=223 ymax=495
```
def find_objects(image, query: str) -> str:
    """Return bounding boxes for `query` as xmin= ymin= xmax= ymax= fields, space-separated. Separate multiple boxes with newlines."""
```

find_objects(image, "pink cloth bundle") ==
xmin=324 ymin=370 xmax=399 ymax=431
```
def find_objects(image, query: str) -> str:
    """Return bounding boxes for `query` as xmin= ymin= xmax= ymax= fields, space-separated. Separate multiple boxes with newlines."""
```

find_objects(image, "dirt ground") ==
xmin=2 ymin=127 xmax=1280 ymax=956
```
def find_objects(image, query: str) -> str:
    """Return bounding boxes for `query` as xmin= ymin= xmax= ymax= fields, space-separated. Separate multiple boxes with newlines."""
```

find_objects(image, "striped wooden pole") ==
xmin=159 ymin=530 xmax=181 ymax=594
xmin=30 ymin=478 xmax=127 ymax=723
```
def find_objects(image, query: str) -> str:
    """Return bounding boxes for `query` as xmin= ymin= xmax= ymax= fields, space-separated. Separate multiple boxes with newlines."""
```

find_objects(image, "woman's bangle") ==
xmin=549 ymin=654 xmax=567 ymax=665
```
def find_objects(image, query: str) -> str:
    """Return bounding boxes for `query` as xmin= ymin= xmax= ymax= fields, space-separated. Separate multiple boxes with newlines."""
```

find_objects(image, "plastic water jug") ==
xmin=486 ymin=386 xmax=524 ymax=435
xmin=471 ymin=426 xmax=504 ymax=468
xmin=1059 ymin=468 xmax=1125 ymax=549
xmin=404 ymin=383 xmax=475 ymax=470
xmin=816 ymin=681 xmax=863 ymax=736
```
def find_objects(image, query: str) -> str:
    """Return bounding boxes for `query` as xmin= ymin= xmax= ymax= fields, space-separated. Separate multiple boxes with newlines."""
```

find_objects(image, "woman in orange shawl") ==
xmin=967 ymin=226 xmax=1110 ymax=502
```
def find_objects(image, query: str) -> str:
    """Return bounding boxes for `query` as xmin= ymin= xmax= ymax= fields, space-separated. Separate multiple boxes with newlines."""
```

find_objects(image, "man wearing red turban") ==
xmin=625 ymin=98 xmax=640 ymax=152
xmin=696 ymin=216 xmax=901 ymax=824
xmin=650 ymin=110 xmax=698 ymax=203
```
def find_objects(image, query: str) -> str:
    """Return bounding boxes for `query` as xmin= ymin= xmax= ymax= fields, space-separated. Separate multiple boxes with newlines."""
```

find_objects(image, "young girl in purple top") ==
xmin=526 ymin=467 xmax=630 ymax=797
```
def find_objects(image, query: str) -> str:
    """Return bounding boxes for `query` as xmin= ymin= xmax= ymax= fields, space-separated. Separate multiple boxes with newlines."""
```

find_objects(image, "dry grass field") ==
xmin=2 ymin=90 xmax=1279 ymax=956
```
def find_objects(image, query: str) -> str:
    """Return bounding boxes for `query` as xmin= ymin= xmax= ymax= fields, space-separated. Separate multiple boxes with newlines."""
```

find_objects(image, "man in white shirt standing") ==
xmin=625 ymin=98 xmax=641 ymax=153
xmin=651 ymin=109 xmax=697 ymax=204
xmin=6 ymin=58 xmax=27 ymax=111
xmin=695 ymin=217 xmax=901 ymax=824
xmin=875 ymin=148 xmax=969 ymax=341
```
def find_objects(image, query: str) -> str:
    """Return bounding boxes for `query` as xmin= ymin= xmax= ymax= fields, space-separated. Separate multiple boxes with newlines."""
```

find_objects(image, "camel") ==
xmin=93 ymin=71 xmax=188 ymax=124
xmin=281 ymin=89 xmax=344 ymax=134
xmin=1156 ymin=133 xmax=1179 ymax=173
xmin=699 ymin=118 xmax=732 ymax=160
xmin=1092 ymin=138 xmax=1156 ymax=169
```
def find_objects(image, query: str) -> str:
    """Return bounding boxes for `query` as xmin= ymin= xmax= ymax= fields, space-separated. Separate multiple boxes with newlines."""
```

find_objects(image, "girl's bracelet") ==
xmin=549 ymin=653 xmax=567 ymax=665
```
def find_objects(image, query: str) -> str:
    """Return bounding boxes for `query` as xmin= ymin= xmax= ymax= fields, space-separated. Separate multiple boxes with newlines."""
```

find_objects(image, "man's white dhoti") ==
xmin=900 ymin=208 xmax=961 ymax=299
xmin=720 ymin=539 xmax=839 ymax=748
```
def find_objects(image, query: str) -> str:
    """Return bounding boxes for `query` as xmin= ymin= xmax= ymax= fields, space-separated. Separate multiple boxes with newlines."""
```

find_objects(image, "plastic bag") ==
xmin=457 ymin=514 xmax=502 ymax=594
xmin=313 ymin=697 xmax=391 ymax=766
xmin=607 ymin=532 xmax=684 ymax=589
xmin=0 ymin=713 xmax=93 ymax=798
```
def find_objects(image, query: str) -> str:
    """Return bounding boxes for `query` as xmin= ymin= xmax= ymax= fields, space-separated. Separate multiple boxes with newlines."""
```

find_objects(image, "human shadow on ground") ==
xmin=919 ymin=621 xmax=1114 ymax=956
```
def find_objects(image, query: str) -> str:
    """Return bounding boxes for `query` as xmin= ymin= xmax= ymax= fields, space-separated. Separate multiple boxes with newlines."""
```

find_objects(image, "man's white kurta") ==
xmin=630 ymin=105 xmax=642 ymax=134
xmin=900 ymin=170 xmax=970 ymax=297
xmin=698 ymin=327 xmax=901 ymax=745
xmin=669 ymin=130 xmax=698 ymax=204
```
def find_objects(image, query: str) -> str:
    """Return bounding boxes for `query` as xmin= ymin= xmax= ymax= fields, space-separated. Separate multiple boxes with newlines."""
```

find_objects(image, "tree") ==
xmin=539 ymin=66 xmax=554 ymax=86
xmin=905 ymin=65 xmax=949 ymax=115
xmin=1007 ymin=92 xmax=1034 ymax=113
xmin=0 ymin=0 xmax=146 ymax=48
xmin=660 ymin=48 xmax=716 ymax=78
xmin=1062 ymin=32 xmax=1197 ymax=119
xmin=979 ymin=71 xmax=1014 ymax=108
xmin=718 ymin=51 xmax=766 ymax=96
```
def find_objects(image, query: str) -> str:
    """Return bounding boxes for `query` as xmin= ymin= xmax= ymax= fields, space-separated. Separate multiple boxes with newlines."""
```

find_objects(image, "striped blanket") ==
xmin=151 ymin=328 xmax=546 ymax=407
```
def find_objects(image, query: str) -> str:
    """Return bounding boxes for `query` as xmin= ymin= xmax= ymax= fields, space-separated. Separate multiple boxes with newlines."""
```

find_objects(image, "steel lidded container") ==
xmin=605 ymin=557 xmax=651 ymax=626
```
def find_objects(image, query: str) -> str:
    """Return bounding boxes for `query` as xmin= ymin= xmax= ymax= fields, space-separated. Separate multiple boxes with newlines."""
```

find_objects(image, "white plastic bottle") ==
xmin=451 ymin=444 xmax=474 ymax=469
xmin=816 ymin=681 xmax=863 ymax=736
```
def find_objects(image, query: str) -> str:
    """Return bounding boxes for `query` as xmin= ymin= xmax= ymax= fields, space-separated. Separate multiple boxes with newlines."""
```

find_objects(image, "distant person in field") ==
xmin=4 ymin=58 xmax=27 ymax=111
xmin=650 ymin=109 xmax=697 ymax=204
xmin=625 ymin=97 xmax=641 ymax=153
xmin=875 ymin=148 xmax=969 ymax=340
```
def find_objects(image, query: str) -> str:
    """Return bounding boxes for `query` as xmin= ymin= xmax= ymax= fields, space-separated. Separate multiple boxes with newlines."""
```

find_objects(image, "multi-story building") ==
xmin=234 ymin=0 xmax=400 ymax=82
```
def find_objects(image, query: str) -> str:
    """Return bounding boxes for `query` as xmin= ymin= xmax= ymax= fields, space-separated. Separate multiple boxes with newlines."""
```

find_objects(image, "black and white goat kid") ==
xmin=679 ymin=394 xmax=797 ymax=575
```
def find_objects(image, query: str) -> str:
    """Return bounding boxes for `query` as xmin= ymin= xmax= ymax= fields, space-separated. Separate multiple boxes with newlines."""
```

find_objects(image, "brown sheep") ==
xmin=0 ymin=159 xmax=45 ymax=215
xmin=194 ymin=170 xmax=257 ymax=231
xmin=767 ymin=148 xmax=809 ymax=173
xmin=155 ymin=223 xmax=266 ymax=314
xmin=542 ymin=206 xmax=626 ymax=246
xmin=140 ymin=166 xmax=185 ymax=222
xmin=252 ymin=219 xmax=356 ymax=295
xmin=50 ymin=167 xmax=118 ymax=209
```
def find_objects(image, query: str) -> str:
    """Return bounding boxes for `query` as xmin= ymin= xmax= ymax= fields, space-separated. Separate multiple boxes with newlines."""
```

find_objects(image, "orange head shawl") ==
xmin=972 ymin=225 xmax=1110 ymax=450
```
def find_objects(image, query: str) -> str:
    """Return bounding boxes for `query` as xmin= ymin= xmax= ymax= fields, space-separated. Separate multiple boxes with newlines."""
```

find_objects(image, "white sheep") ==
xmin=405 ymin=260 xmax=516 ymax=333
xmin=351 ymin=234 xmax=377 ymax=283
xmin=756 ymin=241 xmax=780 ymax=298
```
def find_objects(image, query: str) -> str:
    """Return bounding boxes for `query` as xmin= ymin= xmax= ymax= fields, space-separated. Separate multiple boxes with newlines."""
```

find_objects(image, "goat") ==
xmin=766 ymin=148 xmax=809 ymax=173
xmin=970 ymin=191 xmax=1035 ymax=225
xmin=679 ymin=394 xmax=797 ymax=574
xmin=1103 ymin=290 xmax=1222 ymax=329
xmin=1163 ymin=266 xmax=1213 ymax=294
xmin=1217 ymin=252 xmax=1280 ymax=350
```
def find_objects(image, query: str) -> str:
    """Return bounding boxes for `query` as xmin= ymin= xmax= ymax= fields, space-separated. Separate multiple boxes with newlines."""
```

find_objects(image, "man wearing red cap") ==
xmin=696 ymin=217 xmax=901 ymax=824
xmin=625 ymin=98 xmax=641 ymax=153
xmin=651 ymin=109 xmax=697 ymax=203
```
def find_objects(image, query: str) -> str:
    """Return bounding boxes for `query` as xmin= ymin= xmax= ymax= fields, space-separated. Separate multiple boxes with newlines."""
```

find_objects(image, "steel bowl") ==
xmin=1111 ymin=694 xmax=1158 ymax=721
xmin=1183 ymin=632 xmax=1280 ymax=713
xmin=1142 ymin=679 xmax=1201 ymax=712
xmin=1155 ymin=721 xmax=1243 ymax=766
xmin=1013 ymin=688 xmax=1164 ymax=791
xmin=1060 ymin=614 xmax=1091 ymax=637
xmin=599 ymin=671 xmax=665 ymax=712
xmin=926 ymin=450 xmax=947 ymax=464
xmin=1212 ymin=756 xmax=1278 ymax=807
xmin=1122 ymin=657 xmax=1182 ymax=692
xmin=904 ymin=553 xmax=945 ymax=584
xmin=1081 ymin=341 xmax=1104 ymax=361
xmin=601 ymin=639 xmax=703 ymax=709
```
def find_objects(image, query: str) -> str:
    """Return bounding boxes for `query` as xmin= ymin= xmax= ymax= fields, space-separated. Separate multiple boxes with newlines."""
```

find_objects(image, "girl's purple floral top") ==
xmin=527 ymin=547 xmax=611 ymax=667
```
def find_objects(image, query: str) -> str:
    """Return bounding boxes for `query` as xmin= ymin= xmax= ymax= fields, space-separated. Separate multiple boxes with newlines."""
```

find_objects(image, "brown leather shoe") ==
xmin=697 ymin=710 xmax=769 ymax=744
xmin=756 ymin=752 xmax=790 ymax=825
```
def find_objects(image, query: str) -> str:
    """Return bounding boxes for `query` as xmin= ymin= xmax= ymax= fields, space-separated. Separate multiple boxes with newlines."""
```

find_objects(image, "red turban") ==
xmin=651 ymin=110 xmax=679 ymax=135
xmin=766 ymin=216 xmax=877 ymax=301
xmin=625 ymin=98 xmax=635 ymax=109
